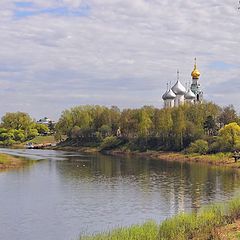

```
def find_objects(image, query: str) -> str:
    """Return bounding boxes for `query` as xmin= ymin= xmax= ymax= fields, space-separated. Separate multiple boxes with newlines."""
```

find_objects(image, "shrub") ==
xmin=186 ymin=139 xmax=209 ymax=154
xmin=100 ymin=136 xmax=123 ymax=151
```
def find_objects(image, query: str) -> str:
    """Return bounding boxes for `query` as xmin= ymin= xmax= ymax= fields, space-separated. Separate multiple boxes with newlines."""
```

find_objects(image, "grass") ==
xmin=81 ymin=221 xmax=159 ymax=240
xmin=0 ymin=153 xmax=26 ymax=170
xmin=0 ymin=153 xmax=11 ymax=164
xmin=27 ymin=135 xmax=56 ymax=144
xmin=80 ymin=198 xmax=240 ymax=240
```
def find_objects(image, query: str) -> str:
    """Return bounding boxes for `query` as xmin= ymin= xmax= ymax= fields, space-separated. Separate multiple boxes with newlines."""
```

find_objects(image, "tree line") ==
xmin=0 ymin=112 xmax=50 ymax=145
xmin=1 ymin=103 xmax=239 ymax=153
xmin=55 ymin=103 xmax=240 ymax=153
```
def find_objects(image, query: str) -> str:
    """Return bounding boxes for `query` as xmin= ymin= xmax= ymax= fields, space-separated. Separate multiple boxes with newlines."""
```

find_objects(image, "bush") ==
xmin=100 ymin=136 xmax=124 ymax=151
xmin=186 ymin=139 xmax=209 ymax=154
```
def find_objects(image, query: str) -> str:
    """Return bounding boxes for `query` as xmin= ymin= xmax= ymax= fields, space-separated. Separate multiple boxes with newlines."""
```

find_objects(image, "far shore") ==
xmin=0 ymin=153 xmax=26 ymax=170
xmin=52 ymin=145 xmax=238 ymax=169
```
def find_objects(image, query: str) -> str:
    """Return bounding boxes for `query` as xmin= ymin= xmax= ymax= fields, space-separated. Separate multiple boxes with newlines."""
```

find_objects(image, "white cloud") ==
xmin=0 ymin=0 xmax=239 ymax=119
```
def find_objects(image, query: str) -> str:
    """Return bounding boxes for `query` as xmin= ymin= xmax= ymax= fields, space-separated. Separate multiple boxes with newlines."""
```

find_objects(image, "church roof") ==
xmin=191 ymin=58 xmax=200 ymax=79
xmin=165 ymin=89 xmax=176 ymax=100
xmin=172 ymin=80 xmax=186 ymax=95
xmin=185 ymin=89 xmax=196 ymax=99
xmin=162 ymin=90 xmax=168 ymax=100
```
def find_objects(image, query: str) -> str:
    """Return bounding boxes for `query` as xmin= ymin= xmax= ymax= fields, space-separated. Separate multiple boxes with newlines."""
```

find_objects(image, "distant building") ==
xmin=162 ymin=58 xmax=203 ymax=108
xmin=37 ymin=117 xmax=55 ymax=125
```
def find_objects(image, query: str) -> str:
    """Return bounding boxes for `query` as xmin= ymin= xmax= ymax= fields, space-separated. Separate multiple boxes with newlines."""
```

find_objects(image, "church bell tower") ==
xmin=190 ymin=58 xmax=203 ymax=103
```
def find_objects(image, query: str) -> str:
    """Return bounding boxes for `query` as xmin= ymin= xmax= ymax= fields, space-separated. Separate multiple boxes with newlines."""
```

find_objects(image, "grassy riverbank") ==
xmin=10 ymin=135 xmax=57 ymax=148
xmin=107 ymin=150 xmax=238 ymax=168
xmin=0 ymin=153 xmax=26 ymax=170
xmin=54 ymin=143 xmax=237 ymax=169
xmin=81 ymin=198 xmax=240 ymax=240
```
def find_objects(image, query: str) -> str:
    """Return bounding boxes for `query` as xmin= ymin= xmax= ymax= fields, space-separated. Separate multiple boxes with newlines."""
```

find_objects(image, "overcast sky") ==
xmin=0 ymin=0 xmax=239 ymax=120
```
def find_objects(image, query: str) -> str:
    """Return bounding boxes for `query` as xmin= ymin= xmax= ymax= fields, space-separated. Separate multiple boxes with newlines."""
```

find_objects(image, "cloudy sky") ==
xmin=0 ymin=0 xmax=239 ymax=120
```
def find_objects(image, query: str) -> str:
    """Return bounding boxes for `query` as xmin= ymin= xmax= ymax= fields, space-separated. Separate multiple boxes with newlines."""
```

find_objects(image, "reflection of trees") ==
xmin=56 ymin=153 xmax=151 ymax=180
xmin=56 ymin=153 xmax=240 ymax=212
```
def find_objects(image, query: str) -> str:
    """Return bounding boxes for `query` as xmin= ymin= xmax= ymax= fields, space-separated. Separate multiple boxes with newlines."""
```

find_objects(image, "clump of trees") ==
xmin=2 ymin=103 xmax=238 ymax=152
xmin=0 ymin=112 xmax=49 ymax=145
xmin=55 ymin=103 xmax=240 ymax=153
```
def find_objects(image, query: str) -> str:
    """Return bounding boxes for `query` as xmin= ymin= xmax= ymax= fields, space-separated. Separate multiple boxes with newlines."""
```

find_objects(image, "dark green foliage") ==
xmin=219 ymin=105 xmax=239 ymax=127
xmin=55 ymin=103 xmax=239 ymax=152
xmin=100 ymin=136 xmax=126 ymax=151
xmin=186 ymin=139 xmax=209 ymax=154
xmin=204 ymin=115 xmax=218 ymax=135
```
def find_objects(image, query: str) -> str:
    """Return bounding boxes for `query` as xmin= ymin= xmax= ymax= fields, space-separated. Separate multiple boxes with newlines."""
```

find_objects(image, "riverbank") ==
xmin=81 ymin=197 xmax=240 ymax=240
xmin=0 ymin=153 xmax=26 ymax=170
xmin=106 ymin=150 xmax=238 ymax=168
xmin=53 ymin=145 xmax=237 ymax=169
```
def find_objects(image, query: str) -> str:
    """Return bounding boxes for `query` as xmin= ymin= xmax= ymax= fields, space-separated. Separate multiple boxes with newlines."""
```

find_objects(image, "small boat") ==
xmin=25 ymin=142 xmax=35 ymax=149
xmin=25 ymin=142 xmax=52 ymax=149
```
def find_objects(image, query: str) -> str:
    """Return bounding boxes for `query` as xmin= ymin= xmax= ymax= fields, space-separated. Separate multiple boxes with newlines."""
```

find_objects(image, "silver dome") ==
xmin=171 ymin=80 xmax=186 ymax=95
xmin=165 ymin=89 xmax=176 ymax=100
xmin=184 ymin=89 xmax=196 ymax=100
xmin=162 ymin=90 xmax=168 ymax=100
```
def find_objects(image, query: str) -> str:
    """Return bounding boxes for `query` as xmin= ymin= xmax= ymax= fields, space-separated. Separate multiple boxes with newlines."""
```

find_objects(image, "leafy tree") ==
xmin=186 ymin=139 xmax=209 ymax=154
xmin=27 ymin=129 xmax=38 ymax=139
xmin=204 ymin=116 xmax=217 ymax=135
xmin=0 ymin=112 xmax=40 ymax=144
xmin=172 ymin=107 xmax=186 ymax=150
xmin=1 ymin=112 xmax=33 ymax=131
xmin=219 ymin=105 xmax=238 ymax=127
xmin=35 ymin=124 xmax=49 ymax=135
xmin=99 ymin=124 xmax=112 ymax=138
xmin=71 ymin=126 xmax=81 ymax=139
xmin=138 ymin=109 xmax=152 ymax=137
xmin=218 ymin=122 xmax=240 ymax=151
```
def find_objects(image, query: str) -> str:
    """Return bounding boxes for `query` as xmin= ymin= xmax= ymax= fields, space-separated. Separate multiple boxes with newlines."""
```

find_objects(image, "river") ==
xmin=0 ymin=148 xmax=240 ymax=240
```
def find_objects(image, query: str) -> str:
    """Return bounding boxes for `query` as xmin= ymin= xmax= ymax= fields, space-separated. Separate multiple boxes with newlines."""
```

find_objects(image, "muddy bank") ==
xmin=107 ymin=150 xmax=238 ymax=169
xmin=106 ymin=149 xmax=238 ymax=167
xmin=52 ymin=145 xmax=99 ymax=153
xmin=52 ymin=145 xmax=238 ymax=169
xmin=0 ymin=153 xmax=26 ymax=170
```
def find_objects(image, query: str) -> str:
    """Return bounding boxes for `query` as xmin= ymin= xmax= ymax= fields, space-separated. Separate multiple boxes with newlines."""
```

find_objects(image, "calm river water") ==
xmin=0 ymin=148 xmax=240 ymax=240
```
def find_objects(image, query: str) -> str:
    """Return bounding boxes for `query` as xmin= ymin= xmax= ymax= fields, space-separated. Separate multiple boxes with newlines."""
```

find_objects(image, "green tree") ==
xmin=219 ymin=105 xmax=238 ymax=127
xmin=204 ymin=116 xmax=217 ymax=135
xmin=138 ymin=109 xmax=152 ymax=137
xmin=1 ymin=112 xmax=33 ymax=131
xmin=218 ymin=122 xmax=240 ymax=151
xmin=35 ymin=124 xmax=49 ymax=135
xmin=153 ymin=108 xmax=173 ymax=148
xmin=187 ymin=139 xmax=209 ymax=154
xmin=172 ymin=107 xmax=186 ymax=150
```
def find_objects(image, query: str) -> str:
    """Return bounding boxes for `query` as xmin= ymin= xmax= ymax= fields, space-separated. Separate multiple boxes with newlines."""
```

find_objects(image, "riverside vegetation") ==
xmin=0 ymin=103 xmax=240 ymax=156
xmin=0 ymin=153 xmax=26 ymax=170
xmin=54 ymin=103 xmax=240 ymax=156
xmin=0 ymin=112 xmax=51 ymax=146
xmin=1 ymin=103 xmax=240 ymax=239
xmin=80 ymin=197 xmax=240 ymax=240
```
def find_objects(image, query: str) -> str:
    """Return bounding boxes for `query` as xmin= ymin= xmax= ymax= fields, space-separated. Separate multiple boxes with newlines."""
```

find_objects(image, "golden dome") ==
xmin=191 ymin=58 xmax=200 ymax=79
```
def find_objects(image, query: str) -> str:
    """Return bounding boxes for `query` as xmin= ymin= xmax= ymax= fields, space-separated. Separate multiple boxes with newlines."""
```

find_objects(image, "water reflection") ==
xmin=56 ymin=153 xmax=240 ymax=212
xmin=0 ymin=149 xmax=240 ymax=240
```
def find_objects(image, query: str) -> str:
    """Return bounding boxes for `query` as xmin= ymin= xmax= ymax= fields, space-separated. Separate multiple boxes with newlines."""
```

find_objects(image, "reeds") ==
xmin=80 ymin=198 xmax=240 ymax=240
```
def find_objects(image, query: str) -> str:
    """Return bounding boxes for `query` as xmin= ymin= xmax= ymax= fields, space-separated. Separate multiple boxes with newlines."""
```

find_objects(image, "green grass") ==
xmin=81 ymin=221 xmax=158 ymax=240
xmin=26 ymin=135 xmax=56 ymax=144
xmin=0 ymin=154 xmax=10 ymax=164
xmin=80 ymin=198 xmax=240 ymax=240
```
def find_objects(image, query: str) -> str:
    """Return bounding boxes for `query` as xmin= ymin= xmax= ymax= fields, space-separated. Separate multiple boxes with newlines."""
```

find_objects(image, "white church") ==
xmin=162 ymin=59 xmax=203 ymax=108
